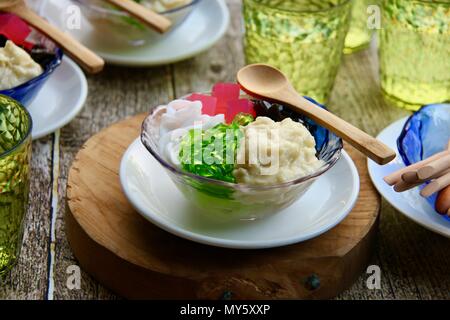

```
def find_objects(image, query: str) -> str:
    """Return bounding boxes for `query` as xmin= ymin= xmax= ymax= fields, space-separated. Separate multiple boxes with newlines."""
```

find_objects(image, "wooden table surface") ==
xmin=1 ymin=0 xmax=449 ymax=300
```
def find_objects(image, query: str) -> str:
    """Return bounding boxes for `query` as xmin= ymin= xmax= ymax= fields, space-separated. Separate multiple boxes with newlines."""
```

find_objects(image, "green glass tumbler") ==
xmin=243 ymin=0 xmax=352 ymax=104
xmin=344 ymin=0 xmax=375 ymax=54
xmin=379 ymin=0 xmax=450 ymax=111
xmin=0 ymin=95 xmax=32 ymax=278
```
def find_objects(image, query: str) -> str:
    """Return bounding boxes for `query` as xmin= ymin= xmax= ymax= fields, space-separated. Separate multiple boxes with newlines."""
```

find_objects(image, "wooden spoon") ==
xmin=237 ymin=64 xmax=396 ymax=165
xmin=103 ymin=0 xmax=172 ymax=33
xmin=0 ymin=0 xmax=104 ymax=74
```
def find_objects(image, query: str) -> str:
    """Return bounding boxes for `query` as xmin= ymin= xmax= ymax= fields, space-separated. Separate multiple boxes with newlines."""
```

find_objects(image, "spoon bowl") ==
xmin=237 ymin=64 xmax=289 ymax=95
xmin=237 ymin=64 xmax=396 ymax=165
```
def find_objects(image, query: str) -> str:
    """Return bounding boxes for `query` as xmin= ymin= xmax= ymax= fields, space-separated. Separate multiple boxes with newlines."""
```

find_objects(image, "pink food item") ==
xmin=0 ymin=14 xmax=32 ymax=48
xmin=212 ymin=82 xmax=240 ymax=101
xmin=212 ymin=83 xmax=241 ymax=114
xmin=186 ymin=93 xmax=217 ymax=116
xmin=187 ymin=83 xmax=256 ymax=123
xmin=226 ymin=99 xmax=256 ymax=123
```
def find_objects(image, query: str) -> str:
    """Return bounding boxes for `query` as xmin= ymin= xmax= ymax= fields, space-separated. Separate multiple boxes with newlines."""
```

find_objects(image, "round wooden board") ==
xmin=66 ymin=113 xmax=380 ymax=300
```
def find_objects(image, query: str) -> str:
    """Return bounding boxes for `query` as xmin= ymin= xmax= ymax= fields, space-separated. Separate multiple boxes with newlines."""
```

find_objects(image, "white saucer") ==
xmin=368 ymin=118 xmax=450 ymax=238
xmin=27 ymin=56 xmax=88 ymax=139
xmin=41 ymin=0 xmax=230 ymax=66
xmin=120 ymin=139 xmax=360 ymax=249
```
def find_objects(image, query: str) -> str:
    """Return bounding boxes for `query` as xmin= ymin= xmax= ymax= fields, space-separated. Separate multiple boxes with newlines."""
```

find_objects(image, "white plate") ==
xmin=27 ymin=56 xmax=87 ymax=139
xmin=120 ymin=139 xmax=360 ymax=249
xmin=368 ymin=118 xmax=450 ymax=238
xmin=41 ymin=0 xmax=230 ymax=66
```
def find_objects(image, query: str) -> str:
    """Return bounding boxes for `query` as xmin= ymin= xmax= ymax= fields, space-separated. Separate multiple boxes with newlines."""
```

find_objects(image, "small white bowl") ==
xmin=119 ymin=139 xmax=360 ymax=249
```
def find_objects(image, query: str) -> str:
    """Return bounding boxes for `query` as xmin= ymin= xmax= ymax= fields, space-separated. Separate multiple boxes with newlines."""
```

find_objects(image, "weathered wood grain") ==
xmin=0 ymin=137 xmax=53 ymax=300
xmin=52 ymin=66 xmax=173 ymax=299
xmin=1 ymin=0 xmax=449 ymax=300
xmin=64 ymin=112 xmax=379 ymax=299
xmin=332 ymin=45 xmax=450 ymax=300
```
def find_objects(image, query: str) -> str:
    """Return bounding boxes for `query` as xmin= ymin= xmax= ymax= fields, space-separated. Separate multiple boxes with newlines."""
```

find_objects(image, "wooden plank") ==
xmin=331 ymin=45 xmax=402 ymax=299
xmin=0 ymin=137 xmax=53 ymax=299
xmin=52 ymin=66 xmax=173 ymax=299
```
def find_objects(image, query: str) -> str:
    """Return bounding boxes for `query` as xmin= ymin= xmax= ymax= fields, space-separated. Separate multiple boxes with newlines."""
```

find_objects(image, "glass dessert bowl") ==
xmin=0 ymin=14 xmax=63 ymax=107
xmin=140 ymin=84 xmax=343 ymax=220
xmin=72 ymin=0 xmax=202 ymax=46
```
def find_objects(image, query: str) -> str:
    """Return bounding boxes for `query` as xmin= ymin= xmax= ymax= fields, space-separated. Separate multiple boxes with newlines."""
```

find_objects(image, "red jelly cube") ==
xmin=215 ymin=102 xmax=227 ymax=115
xmin=212 ymin=83 xmax=241 ymax=101
xmin=246 ymin=100 xmax=256 ymax=118
xmin=213 ymin=83 xmax=241 ymax=115
xmin=0 ymin=14 xmax=31 ymax=47
xmin=186 ymin=93 xmax=217 ymax=116
xmin=226 ymin=99 xmax=255 ymax=123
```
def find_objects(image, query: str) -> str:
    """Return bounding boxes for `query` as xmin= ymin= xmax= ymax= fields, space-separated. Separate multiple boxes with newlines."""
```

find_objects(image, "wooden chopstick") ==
xmin=384 ymin=151 xmax=449 ymax=185
xmin=386 ymin=139 xmax=450 ymax=202
xmin=393 ymin=179 xmax=423 ymax=192
xmin=402 ymin=168 xmax=450 ymax=183
xmin=394 ymin=169 xmax=450 ymax=192
xmin=417 ymin=154 xmax=450 ymax=180
xmin=420 ymin=171 xmax=450 ymax=197
xmin=401 ymin=171 xmax=419 ymax=184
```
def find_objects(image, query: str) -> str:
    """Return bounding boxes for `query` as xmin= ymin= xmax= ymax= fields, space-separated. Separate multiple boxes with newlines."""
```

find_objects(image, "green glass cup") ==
xmin=243 ymin=0 xmax=352 ymax=104
xmin=379 ymin=0 xmax=450 ymax=111
xmin=344 ymin=0 xmax=375 ymax=54
xmin=0 ymin=95 xmax=32 ymax=279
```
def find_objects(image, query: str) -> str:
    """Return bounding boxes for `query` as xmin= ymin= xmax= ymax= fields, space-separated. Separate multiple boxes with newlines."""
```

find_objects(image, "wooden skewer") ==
xmin=420 ymin=171 xmax=450 ymax=197
xmin=384 ymin=151 xmax=449 ymax=185
xmin=417 ymin=154 xmax=450 ymax=180
xmin=394 ymin=169 xmax=450 ymax=193
xmin=104 ymin=0 xmax=172 ymax=33
xmin=402 ymin=168 xmax=450 ymax=184
xmin=447 ymin=139 xmax=450 ymax=151
xmin=401 ymin=171 xmax=419 ymax=184
xmin=393 ymin=179 xmax=423 ymax=193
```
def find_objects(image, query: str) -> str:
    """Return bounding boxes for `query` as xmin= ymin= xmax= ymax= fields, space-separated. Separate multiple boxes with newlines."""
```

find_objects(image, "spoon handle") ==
xmin=283 ymin=90 xmax=396 ymax=165
xmin=7 ymin=3 xmax=104 ymax=74
xmin=103 ymin=0 xmax=172 ymax=33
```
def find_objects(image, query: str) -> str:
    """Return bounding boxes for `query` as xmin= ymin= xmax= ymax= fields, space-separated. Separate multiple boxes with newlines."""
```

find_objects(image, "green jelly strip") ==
xmin=179 ymin=113 xmax=253 ymax=183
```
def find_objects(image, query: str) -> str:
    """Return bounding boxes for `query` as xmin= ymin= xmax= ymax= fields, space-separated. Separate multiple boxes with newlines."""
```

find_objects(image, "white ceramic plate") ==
xmin=41 ymin=0 xmax=230 ymax=66
xmin=368 ymin=118 xmax=450 ymax=238
xmin=27 ymin=56 xmax=88 ymax=140
xmin=120 ymin=139 xmax=360 ymax=249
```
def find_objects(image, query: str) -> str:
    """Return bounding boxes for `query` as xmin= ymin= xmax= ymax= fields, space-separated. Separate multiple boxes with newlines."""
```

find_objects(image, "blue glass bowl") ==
xmin=0 ymin=42 xmax=63 ymax=107
xmin=398 ymin=103 xmax=450 ymax=219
